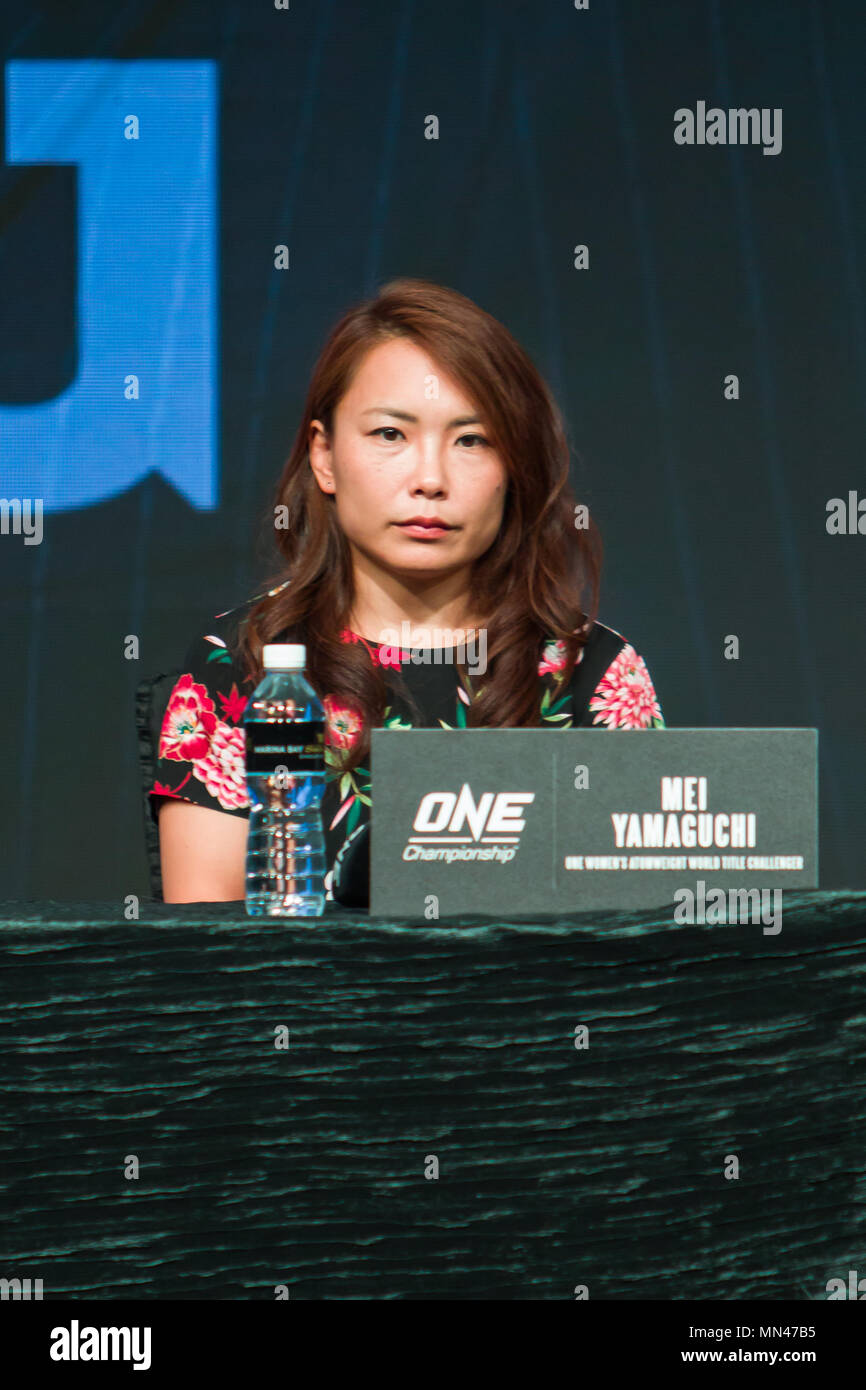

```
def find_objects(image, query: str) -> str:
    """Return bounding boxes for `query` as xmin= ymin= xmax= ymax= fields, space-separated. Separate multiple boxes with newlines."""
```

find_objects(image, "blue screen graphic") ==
xmin=1 ymin=59 xmax=218 ymax=511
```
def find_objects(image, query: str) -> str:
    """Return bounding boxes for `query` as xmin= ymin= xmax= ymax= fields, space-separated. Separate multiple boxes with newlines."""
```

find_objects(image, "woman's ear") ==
xmin=308 ymin=419 xmax=336 ymax=494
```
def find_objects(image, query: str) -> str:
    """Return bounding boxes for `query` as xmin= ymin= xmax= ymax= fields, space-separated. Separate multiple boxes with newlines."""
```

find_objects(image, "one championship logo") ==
xmin=403 ymin=782 xmax=534 ymax=864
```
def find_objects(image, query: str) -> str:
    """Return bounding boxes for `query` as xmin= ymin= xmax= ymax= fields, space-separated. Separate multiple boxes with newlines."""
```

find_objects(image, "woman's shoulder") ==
xmin=172 ymin=609 xmax=252 ymax=698
xmin=178 ymin=577 xmax=295 ymax=676
xmin=539 ymin=619 xmax=665 ymax=730
xmin=210 ymin=576 xmax=294 ymax=642
xmin=157 ymin=581 xmax=289 ymax=741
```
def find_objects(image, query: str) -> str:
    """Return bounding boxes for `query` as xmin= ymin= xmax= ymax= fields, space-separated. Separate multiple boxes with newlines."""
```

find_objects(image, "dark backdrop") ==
xmin=0 ymin=0 xmax=862 ymax=899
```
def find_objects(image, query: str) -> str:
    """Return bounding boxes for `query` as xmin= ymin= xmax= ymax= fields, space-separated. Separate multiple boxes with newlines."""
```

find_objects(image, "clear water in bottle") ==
xmin=244 ymin=643 xmax=327 ymax=916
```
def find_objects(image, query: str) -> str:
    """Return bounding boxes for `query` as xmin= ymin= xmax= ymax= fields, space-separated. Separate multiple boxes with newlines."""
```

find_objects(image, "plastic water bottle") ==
xmin=244 ymin=644 xmax=327 ymax=916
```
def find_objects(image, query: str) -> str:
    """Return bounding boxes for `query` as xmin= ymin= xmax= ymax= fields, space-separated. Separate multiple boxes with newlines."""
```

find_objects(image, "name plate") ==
xmin=369 ymin=728 xmax=818 ymax=917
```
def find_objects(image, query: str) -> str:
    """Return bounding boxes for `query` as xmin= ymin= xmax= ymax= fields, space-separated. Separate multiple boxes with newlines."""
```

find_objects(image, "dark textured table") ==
xmin=1 ymin=892 xmax=864 ymax=1300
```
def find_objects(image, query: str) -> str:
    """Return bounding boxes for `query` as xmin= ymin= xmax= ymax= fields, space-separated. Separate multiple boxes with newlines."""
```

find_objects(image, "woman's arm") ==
xmin=158 ymin=799 xmax=248 ymax=902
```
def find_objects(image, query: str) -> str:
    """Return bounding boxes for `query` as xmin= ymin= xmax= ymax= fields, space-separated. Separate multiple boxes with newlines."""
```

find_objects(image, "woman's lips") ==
xmin=395 ymin=522 xmax=454 ymax=539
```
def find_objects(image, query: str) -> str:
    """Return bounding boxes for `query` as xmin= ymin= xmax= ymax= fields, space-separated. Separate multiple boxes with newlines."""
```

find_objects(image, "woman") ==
xmin=151 ymin=278 xmax=664 ymax=905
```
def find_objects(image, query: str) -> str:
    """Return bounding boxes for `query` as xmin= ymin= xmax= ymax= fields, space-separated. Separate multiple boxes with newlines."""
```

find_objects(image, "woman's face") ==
xmin=308 ymin=337 xmax=508 ymax=579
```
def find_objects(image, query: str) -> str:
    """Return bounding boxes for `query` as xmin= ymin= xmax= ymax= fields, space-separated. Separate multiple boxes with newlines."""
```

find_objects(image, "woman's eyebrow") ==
xmin=361 ymin=406 xmax=482 ymax=429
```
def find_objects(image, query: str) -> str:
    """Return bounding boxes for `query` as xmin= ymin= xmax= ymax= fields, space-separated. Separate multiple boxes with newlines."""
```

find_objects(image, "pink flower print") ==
xmin=218 ymin=682 xmax=248 ymax=724
xmin=341 ymin=628 xmax=405 ymax=669
xmin=152 ymin=778 xmax=187 ymax=798
xmin=192 ymin=720 xmax=249 ymax=809
xmin=159 ymin=675 xmax=218 ymax=761
xmin=538 ymin=634 xmax=587 ymax=678
xmin=370 ymin=643 xmax=406 ymax=670
xmin=323 ymin=694 xmax=364 ymax=751
xmin=538 ymin=639 xmax=569 ymax=677
xmin=588 ymin=644 xmax=662 ymax=729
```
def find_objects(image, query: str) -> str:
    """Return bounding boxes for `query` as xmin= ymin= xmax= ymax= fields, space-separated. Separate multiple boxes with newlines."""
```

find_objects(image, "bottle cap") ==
xmin=262 ymin=643 xmax=306 ymax=670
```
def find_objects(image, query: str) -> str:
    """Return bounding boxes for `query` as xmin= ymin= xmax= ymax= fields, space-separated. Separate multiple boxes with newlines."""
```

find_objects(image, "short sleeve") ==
xmin=148 ymin=629 xmax=252 ymax=821
xmin=587 ymin=642 xmax=665 ymax=729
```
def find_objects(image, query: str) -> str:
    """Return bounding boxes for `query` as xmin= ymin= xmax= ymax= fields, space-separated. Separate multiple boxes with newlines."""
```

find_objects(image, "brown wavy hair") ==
xmin=233 ymin=276 xmax=603 ymax=772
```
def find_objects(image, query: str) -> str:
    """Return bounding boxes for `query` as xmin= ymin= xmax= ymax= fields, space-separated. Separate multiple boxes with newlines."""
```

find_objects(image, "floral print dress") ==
xmin=149 ymin=582 xmax=665 ymax=901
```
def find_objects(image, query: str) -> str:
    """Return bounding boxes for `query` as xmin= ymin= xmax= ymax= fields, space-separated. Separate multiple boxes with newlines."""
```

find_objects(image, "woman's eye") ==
xmin=369 ymin=427 xmax=489 ymax=447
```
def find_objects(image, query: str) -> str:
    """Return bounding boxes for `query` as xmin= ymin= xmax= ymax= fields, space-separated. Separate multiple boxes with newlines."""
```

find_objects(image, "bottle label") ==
xmin=245 ymin=720 xmax=325 ymax=775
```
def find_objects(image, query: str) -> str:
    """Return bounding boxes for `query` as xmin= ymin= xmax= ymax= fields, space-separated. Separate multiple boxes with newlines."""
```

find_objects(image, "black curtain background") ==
xmin=0 ymin=0 xmax=862 ymax=899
